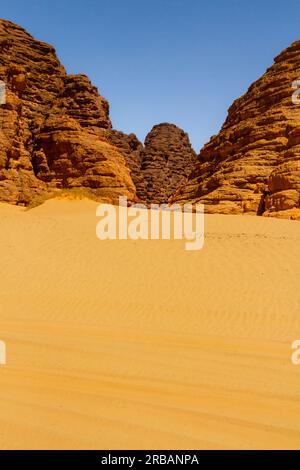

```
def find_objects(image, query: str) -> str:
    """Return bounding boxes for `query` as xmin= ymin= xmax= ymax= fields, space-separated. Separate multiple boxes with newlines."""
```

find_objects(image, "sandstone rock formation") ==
xmin=139 ymin=123 xmax=197 ymax=204
xmin=173 ymin=40 xmax=300 ymax=219
xmin=0 ymin=19 xmax=196 ymax=207
xmin=108 ymin=130 xmax=147 ymax=201
xmin=4 ymin=18 xmax=300 ymax=218
xmin=0 ymin=19 xmax=136 ymax=205
xmin=109 ymin=124 xmax=197 ymax=204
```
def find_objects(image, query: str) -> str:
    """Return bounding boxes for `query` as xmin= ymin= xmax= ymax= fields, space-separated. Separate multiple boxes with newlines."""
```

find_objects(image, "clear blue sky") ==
xmin=2 ymin=0 xmax=300 ymax=151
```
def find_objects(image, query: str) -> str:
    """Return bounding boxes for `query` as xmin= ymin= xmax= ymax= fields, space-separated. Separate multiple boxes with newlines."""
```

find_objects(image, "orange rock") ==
xmin=0 ymin=19 xmax=136 ymax=205
xmin=173 ymin=39 xmax=300 ymax=218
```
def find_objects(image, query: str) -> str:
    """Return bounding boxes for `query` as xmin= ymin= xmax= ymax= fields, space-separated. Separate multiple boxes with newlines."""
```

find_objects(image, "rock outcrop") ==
xmin=0 ymin=19 xmax=196 ymax=207
xmin=173 ymin=40 xmax=300 ymax=219
xmin=0 ymin=19 xmax=136 ymax=205
xmin=108 ymin=130 xmax=147 ymax=201
xmin=109 ymin=124 xmax=197 ymax=204
xmin=4 ymin=18 xmax=300 ymax=218
xmin=139 ymin=123 xmax=197 ymax=204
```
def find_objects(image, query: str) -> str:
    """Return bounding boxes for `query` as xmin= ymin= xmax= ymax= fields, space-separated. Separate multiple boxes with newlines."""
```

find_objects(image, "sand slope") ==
xmin=0 ymin=199 xmax=300 ymax=449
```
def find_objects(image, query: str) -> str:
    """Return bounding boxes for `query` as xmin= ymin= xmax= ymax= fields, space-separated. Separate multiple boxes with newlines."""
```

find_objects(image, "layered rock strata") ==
xmin=173 ymin=40 xmax=300 ymax=219
xmin=0 ymin=19 xmax=135 ymax=205
xmin=139 ymin=123 xmax=197 ymax=204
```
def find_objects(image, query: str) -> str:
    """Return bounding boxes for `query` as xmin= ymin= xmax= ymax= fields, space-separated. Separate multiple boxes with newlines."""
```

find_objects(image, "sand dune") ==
xmin=0 ymin=199 xmax=300 ymax=449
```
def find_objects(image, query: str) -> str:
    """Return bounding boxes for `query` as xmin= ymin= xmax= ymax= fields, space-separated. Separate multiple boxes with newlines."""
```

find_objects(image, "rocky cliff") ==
xmin=3 ymin=18 xmax=300 ymax=218
xmin=0 ymin=19 xmax=196 ymax=207
xmin=0 ymin=19 xmax=136 ymax=205
xmin=172 ymin=41 xmax=300 ymax=219
xmin=110 ymin=124 xmax=197 ymax=204
xmin=139 ymin=124 xmax=197 ymax=204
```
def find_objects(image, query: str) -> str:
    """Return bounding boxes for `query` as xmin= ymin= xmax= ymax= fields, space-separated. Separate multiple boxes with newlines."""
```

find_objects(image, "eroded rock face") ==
xmin=0 ymin=19 xmax=136 ymax=204
xmin=173 ymin=40 xmax=300 ymax=218
xmin=139 ymin=123 xmax=197 ymax=204
xmin=0 ymin=19 xmax=196 ymax=207
xmin=108 ymin=130 xmax=147 ymax=201
xmin=108 ymin=124 xmax=197 ymax=204
xmin=6 ymin=18 xmax=300 ymax=217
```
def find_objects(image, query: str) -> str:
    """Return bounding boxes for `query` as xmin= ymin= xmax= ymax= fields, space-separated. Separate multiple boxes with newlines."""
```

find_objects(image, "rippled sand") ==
xmin=0 ymin=199 xmax=300 ymax=449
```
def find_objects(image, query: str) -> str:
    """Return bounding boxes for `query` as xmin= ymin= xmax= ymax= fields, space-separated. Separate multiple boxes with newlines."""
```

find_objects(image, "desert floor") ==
xmin=0 ymin=199 xmax=300 ymax=449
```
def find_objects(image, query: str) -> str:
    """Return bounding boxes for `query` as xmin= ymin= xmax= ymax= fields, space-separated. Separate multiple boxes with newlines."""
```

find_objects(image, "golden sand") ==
xmin=0 ymin=199 xmax=300 ymax=449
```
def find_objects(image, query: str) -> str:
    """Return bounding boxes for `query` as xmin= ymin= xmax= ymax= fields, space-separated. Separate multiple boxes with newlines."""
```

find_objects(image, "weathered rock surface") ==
xmin=0 ymin=19 xmax=196 ymax=207
xmin=108 ymin=124 xmax=197 ymax=204
xmin=139 ymin=123 xmax=197 ymax=204
xmin=173 ymin=40 xmax=300 ymax=218
xmin=4 ymin=18 xmax=300 ymax=218
xmin=108 ymin=130 xmax=147 ymax=201
xmin=0 ymin=19 xmax=136 ymax=204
